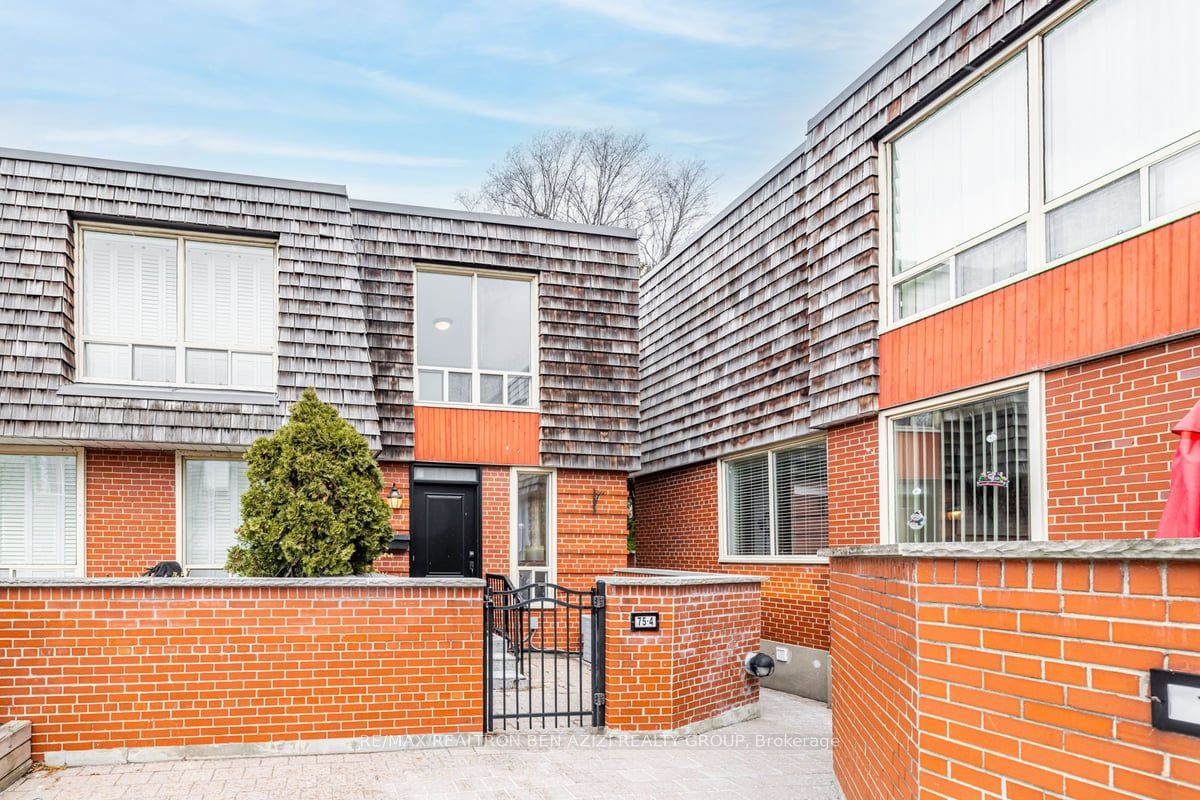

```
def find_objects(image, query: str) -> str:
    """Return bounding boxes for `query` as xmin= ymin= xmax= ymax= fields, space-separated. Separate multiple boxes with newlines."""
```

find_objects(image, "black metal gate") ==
xmin=484 ymin=574 xmax=605 ymax=731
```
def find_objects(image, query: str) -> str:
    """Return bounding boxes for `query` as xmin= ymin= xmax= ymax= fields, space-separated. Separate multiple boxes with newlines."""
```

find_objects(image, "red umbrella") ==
xmin=1156 ymin=399 xmax=1200 ymax=538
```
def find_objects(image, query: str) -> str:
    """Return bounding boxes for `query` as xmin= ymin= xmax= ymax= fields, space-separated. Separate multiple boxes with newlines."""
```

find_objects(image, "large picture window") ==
xmin=0 ymin=452 xmax=80 ymax=577
xmin=722 ymin=439 xmax=828 ymax=561
xmin=79 ymin=227 xmax=276 ymax=390
xmin=181 ymin=457 xmax=249 ymax=575
xmin=885 ymin=0 xmax=1200 ymax=324
xmin=885 ymin=382 xmax=1043 ymax=544
xmin=415 ymin=268 xmax=535 ymax=408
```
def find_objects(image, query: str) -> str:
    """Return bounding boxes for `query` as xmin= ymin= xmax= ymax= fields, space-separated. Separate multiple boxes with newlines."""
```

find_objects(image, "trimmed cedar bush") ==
xmin=226 ymin=388 xmax=393 ymax=577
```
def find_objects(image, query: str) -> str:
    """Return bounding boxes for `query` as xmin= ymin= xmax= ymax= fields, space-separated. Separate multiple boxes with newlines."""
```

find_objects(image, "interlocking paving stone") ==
xmin=1 ymin=690 xmax=840 ymax=800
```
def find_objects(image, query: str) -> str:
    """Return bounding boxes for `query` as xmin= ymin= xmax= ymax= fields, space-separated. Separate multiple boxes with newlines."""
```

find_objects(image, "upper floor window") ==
xmin=415 ymin=267 xmax=535 ymax=409
xmin=78 ymin=227 xmax=276 ymax=391
xmin=883 ymin=378 xmax=1044 ymax=544
xmin=886 ymin=0 xmax=1200 ymax=324
xmin=721 ymin=438 xmax=828 ymax=562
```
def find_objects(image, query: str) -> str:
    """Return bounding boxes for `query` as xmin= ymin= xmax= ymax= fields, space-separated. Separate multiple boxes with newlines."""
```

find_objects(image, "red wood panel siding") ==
xmin=880 ymin=215 xmax=1200 ymax=408
xmin=413 ymin=406 xmax=539 ymax=465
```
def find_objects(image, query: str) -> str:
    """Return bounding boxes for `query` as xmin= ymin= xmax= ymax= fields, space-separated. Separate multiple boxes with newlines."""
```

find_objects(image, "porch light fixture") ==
xmin=387 ymin=484 xmax=404 ymax=511
xmin=744 ymin=652 xmax=776 ymax=679
xmin=433 ymin=317 xmax=453 ymax=331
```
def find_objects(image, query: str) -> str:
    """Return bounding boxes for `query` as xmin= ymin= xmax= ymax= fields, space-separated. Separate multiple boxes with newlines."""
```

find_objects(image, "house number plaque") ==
xmin=630 ymin=612 xmax=660 ymax=631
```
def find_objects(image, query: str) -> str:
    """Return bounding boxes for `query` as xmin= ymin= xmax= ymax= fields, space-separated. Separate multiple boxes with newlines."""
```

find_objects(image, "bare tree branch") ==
xmin=460 ymin=128 xmax=713 ymax=267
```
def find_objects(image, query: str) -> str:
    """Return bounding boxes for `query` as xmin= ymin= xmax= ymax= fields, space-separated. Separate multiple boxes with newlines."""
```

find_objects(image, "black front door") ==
xmin=411 ymin=480 xmax=480 ymax=577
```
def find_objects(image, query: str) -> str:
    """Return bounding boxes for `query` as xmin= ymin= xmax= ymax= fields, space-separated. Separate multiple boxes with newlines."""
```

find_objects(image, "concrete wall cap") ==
xmin=0 ymin=575 xmax=485 ymax=589
xmin=822 ymin=539 xmax=1200 ymax=561
xmin=601 ymin=572 xmax=764 ymax=586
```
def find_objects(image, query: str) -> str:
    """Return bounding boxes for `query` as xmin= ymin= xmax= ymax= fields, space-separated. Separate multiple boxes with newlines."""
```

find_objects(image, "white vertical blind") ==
xmin=891 ymin=53 xmax=1029 ymax=271
xmin=892 ymin=391 xmax=1030 ymax=544
xmin=0 ymin=454 xmax=77 ymax=568
xmin=726 ymin=454 xmax=771 ymax=556
xmin=1044 ymin=0 xmax=1200 ymax=200
xmin=184 ymin=459 xmax=249 ymax=568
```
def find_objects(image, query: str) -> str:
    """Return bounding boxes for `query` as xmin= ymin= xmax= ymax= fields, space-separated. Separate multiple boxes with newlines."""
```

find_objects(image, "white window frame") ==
xmin=175 ymin=452 xmax=249 ymax=575
xmin=717 ymin=435 xmax=829 ymax=565
xmin=509 ymin=467 xmax=556 ymax=586
xmin=877 ymin=373 xmax=1047 ymax=546
xmin=75 ymin=221 xmax=279 ymax=392
xmin=0 ymin=445 xmax=86 ymax=577
xmin=413 ymin=264 xmax=539 ymax=412
xmin=880 ymin=0 xmax=1200 ymax=331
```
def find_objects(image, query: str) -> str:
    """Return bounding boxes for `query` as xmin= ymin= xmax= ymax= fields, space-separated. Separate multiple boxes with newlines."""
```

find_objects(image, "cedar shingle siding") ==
xmin=0 ymin=150 xmax=639 ymax=471
xmin=638 ymin=0 xmax=1063 ymax=475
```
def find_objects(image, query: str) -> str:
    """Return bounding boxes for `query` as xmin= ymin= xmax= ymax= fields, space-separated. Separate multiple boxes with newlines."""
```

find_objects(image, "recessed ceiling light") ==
xmin=433 ymin=318 xmax=453 ymax=331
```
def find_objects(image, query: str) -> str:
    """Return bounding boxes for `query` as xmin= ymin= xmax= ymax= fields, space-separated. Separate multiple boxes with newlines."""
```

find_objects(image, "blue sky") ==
xmin=1 ymin=0 xmax=933 ymax=210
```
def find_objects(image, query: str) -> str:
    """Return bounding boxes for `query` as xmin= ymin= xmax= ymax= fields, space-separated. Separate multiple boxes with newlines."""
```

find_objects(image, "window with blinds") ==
xmin=724 ymin=439 xmax=829 ymax=559
xmin=890 ymin=389 xmax=1031 ymax=544
xmin=79 ymin=228 xmax=275 ymax=390
xmin=183 ymin=458 xmax=249 ymax=573
xmin=0 ymin=453 xmax=78 ymax=575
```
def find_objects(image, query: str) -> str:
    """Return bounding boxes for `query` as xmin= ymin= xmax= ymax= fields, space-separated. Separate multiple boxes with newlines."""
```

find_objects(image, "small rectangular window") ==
xmin=0 ymin=453 xmax=79 ymax=575
xmin=1046 ymin=173 xmax=1140 ymax=261
xmin=1150 ymin=143 xmax=1200 ymax=220
xmin=183 ymin=458 xmax=249 ymax=573
xmin=514 ymin=471 xmax=551 ymax=587
xmin=890 ymin=389 xmax=1032 ymax=544
xmin=724 ymin=439 xmax=828 ymax=560
xmin=415 ymin=268 xmax=536 ymax=409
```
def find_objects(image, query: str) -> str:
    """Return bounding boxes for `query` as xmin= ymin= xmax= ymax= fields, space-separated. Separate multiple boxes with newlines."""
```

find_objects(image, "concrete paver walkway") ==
xmin=2 ymin=690 xmax=840 ymax=800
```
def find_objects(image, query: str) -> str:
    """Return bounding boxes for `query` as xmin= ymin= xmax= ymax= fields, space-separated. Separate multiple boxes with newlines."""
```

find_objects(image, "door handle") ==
xmin=468 ymin=550 xmax=476 ymax=575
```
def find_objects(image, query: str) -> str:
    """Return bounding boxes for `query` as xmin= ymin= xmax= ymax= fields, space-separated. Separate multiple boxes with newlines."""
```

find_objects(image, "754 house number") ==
xmin=630 ymin=612 xmax=659 ymax=631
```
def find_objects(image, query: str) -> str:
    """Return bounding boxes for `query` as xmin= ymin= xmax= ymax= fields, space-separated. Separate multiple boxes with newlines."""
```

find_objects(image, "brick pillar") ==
xmin=602 ymin=574 xmax=762 ymax=734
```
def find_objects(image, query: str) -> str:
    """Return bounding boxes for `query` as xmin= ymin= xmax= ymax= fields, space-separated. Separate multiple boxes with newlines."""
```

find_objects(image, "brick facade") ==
xmin=85 ymin=450 xmax=176 ymax=578
xmin=603 ymin=577 xmax=761 ymax=733
xmin=830 ymin=551 xmax=1200 ymax=800
xmin=632 ymin=422 xmax=876 ymax=653
xmin=1046 ymin=336 xmax=1200 ymax=540
xmin=1 ymin=580 xmax=481 ymax=761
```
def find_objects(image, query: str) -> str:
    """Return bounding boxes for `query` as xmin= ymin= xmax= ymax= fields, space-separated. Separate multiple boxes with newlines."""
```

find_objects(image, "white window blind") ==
xmin=1044 ymin=0 xmax=1200 ymax=200
xmin=0 ymin=454 xmax=78 ymax=570
xmin=726 ymin=454 xmax=771 ymax=557
xmin=184 ymin=459 xmax=249 ymax=570
xmin=775 ymin=444 xmax=829 ymax=556
xmin=891 ymin=390 xmax=1030 ymax=544
xmin=80 ymin=228 xmax=275 ymax=390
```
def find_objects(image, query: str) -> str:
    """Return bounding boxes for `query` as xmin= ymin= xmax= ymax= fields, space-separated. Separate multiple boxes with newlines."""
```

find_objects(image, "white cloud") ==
xmin=550 ymin=0 xmax=797 ymax=47
xmin=41 ymin=126 xmax=463 ymax=168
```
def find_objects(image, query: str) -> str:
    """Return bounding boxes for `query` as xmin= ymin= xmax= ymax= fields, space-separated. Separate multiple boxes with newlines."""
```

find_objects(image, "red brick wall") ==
xmin=604 ymin=578 xmax=760 ymax=733
xmin=85 ymin=450 xmax=176 ymax=577
xmin=831 ymin=553 xmax=1200 ymax=800
xmin=1 ymin=581 xmax=482 ymax=760
xmin=374 ymin=462 xmax=410 ymax=575
xmin=482 ymin=466 xmax=509 ymax=577
xmin=1046 ymin=336 xmax=1200 ymax=540
xmin=632 ymin=423 xmax=875 ymax=652
xmin=557 ymin=470 xmax=629 ymax=592
xmin=829 ymin=557 xmax=918 ymax=800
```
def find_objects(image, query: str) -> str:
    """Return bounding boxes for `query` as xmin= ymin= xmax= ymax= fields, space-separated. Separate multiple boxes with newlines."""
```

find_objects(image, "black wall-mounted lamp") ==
xmin=744 ymin=652 xmax=776 ymax=679
xmin=387 ymin=484 xmax=404 ymax=512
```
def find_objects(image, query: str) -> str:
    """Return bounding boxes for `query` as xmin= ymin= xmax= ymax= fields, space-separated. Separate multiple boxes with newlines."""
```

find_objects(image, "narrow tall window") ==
xmin=416 ymin=268 xmax=535 ymax=408
xmin=513 ymin=471 xmax=552 ymax=587
xmin=80 ymin=228 xmax=275 ymax=390
xmin=182 ymin=458 xmax=249 ymax=575
xmin=0 ymin=453 xmax=78 ymax=577
xmin=724 ymin=440 xmax=828 ymax=559
xmin=890 ymin=389 xmax=1031 ymax=544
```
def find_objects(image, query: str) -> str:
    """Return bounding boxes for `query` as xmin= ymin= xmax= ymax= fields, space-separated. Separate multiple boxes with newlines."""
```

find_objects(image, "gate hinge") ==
xmin=593 ymin=692 xmax=606 ymax=707
xmin=592 ymin=594 xmax=606 ymax=609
